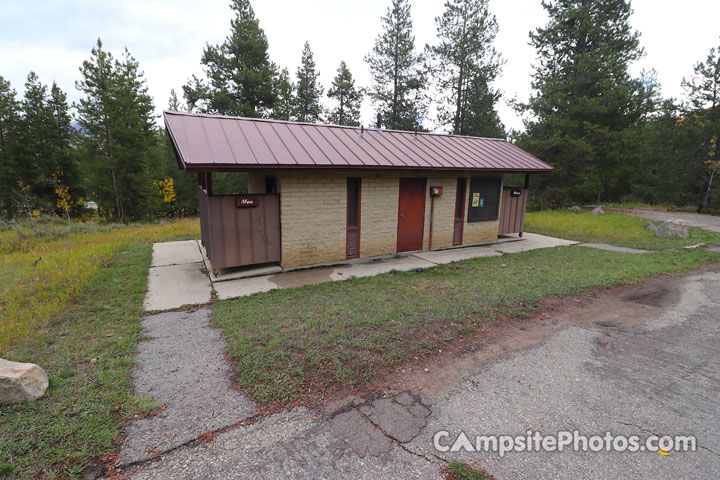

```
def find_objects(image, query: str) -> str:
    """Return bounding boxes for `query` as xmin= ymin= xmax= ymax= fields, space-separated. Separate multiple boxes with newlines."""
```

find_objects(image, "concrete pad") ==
xmin=198 ymin=243 xmax=283 ymax=282
xmin=413 ymin=245 xmax=503 ymax=264
xmin=330 ymin=255 xmax=436 ymax=280
xmin=494 ymin=232 xmax=578 ymax=253
xmin=151 ymin=240 xmax=203 ymax=267
xmin=213 ymin=275 xmax=278 ymax=300
xmin=579 ymin=243 xmax=652 ymax=254
xmin=143 ymin=262 xmax=212 ymax=311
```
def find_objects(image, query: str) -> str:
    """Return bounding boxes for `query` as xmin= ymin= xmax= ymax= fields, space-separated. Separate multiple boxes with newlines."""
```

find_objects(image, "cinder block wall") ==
xmin=277 ymin=172 xmax=348 ymax=268
xmin=275 ymin=170 xmax=504 ymax=268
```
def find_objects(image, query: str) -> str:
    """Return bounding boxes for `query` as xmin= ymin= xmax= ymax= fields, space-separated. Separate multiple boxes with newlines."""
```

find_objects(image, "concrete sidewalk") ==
xmin=143 ymin=233 xmax=578 ymax=310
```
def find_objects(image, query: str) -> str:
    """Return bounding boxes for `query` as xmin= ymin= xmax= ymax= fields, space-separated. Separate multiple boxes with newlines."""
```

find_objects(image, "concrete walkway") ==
xmin=143 ymin=233 xmax=578 ymax=310
xmin=118 ymin=308 xmax=257 ymax=465
xmin=609 ymin=208 xmax=720 ymax=233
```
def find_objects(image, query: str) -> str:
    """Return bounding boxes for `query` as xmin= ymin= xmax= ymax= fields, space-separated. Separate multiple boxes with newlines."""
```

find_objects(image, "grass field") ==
xmin=0 ymin=219 xmax=199 ymax=353
xmin=525 ymin=210 xmax=719 ymax=250
xmin=0 ymin=219 xmax=199 ymax=479
xmin=215 ymin=210 xmax=720 ymax=405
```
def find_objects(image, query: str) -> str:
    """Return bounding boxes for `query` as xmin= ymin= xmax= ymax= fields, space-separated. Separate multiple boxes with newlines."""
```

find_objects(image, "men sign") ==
xmin=236 ymin=196 xmax=259 ymax=208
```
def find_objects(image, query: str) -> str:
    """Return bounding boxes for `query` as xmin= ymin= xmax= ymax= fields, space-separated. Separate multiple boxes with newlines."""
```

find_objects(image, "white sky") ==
xmin=1 ymin=0 xmax=719 ymax=133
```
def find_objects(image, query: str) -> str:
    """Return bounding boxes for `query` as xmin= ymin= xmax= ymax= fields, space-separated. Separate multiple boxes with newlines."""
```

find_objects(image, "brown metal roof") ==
xmin=164 ymin=110 xmax=553 ymax=173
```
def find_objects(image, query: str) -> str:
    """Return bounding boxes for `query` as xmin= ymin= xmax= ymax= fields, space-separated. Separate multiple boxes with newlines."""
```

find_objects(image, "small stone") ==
xmin=645 ymin=221 xmax=657 ymax=231
xmin=655 ymin=219 xmax=689 ymax=239
xmin=424 ymin=368 xmax=429 ymax=373
xmin=90 ymin=358 xmax=98 ymax=363
xmin=568 ymin=206 xmax=582 ymax=212
xmin=0 ymin=358 xmax=49 ymax=404
xmin=591 ymin=206 xmax=604 ymax=215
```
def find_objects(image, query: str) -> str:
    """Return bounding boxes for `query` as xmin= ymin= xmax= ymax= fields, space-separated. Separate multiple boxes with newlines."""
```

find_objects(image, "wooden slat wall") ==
xmin=498 ymin=187 xmax=528 ymax=235
xmin=198 ymin=192 xmax=281 ymax=272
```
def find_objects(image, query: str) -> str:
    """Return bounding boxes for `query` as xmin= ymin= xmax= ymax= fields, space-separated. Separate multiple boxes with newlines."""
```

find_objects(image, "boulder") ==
xmin=568 ymin=206 xmax=582 ymax=212
xmin=655 ymin=219 xmax=689 ymax=239
xmin=591 ymin=206 xmax=604 ymax=215
xmin=645 ymin=221 xmax=657 ymax=231
xmin=0 ymin=358 xmax=49 ymax=404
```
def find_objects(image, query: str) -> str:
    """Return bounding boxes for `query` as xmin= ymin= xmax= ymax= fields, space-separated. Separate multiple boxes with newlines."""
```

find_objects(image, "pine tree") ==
xmin=682 ymin=38 xmax=720 ymax=110
xmin=327 ymin=61 xmax=363 ymax=126
xmin=293 ymin=42 xmax=324 ymax=123
xmin=273 ymin=68 xmax=295 ymax=121
xmin=183 ymin=0 xmax=277 ymax=117
xmin=365 ymin=0 xmax=427 ymax=131
xmin=427 ymin=0 xmax=504 ymax=137
xmin=518 ymin=0 xmax=656 ymax=205
xmin=0 ymin=76 xmax=19 ymax=218
xmin=680 ymin=39 xmax=720 ymax=207
xmin=76 ymin=39 xmax=160 ymax=221
xmin=12 ymin=73 xmax=78 ymax=214
xmin=168 ymin=88 xmax=185 ymax=111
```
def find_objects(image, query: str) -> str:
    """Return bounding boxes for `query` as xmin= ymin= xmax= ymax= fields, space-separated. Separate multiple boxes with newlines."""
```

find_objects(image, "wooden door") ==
xmin=498 ymin=187 xmax=528 ymax=235
xmin=397 ymin=178 xmax=426 ymax=252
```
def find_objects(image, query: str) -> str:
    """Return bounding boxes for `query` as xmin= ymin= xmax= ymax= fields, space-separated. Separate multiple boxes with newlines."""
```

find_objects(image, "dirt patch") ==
xmin=268 ymin=267 xmax=334 ymax=288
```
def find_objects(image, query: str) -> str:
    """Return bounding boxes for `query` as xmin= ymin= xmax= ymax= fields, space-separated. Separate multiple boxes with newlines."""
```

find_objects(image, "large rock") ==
xmin=591 ymin=206 xmax=604 ymax=215
xmin=645 ymin=221 xmax=657 ymax=231
xmin=655 ymin=219 xmax=689 ymax=239
xmin=0 ymin=358 xmax=49 ymax=404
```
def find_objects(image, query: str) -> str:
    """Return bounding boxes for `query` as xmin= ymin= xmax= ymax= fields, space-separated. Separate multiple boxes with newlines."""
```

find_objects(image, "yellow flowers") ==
xmin=153 ymin=177 xmax=176 ymax=204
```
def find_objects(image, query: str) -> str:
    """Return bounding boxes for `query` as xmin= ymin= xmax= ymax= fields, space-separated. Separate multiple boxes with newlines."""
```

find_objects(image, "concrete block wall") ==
xmin=276 ymin=170 xmax=504 ymax=268
xmin=277 ymin=172 xmax=348 ymax=268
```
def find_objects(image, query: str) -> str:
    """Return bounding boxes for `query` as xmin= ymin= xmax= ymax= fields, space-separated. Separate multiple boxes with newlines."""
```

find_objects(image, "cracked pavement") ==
xmin=108 ymin=268 xmax=720 ymax=479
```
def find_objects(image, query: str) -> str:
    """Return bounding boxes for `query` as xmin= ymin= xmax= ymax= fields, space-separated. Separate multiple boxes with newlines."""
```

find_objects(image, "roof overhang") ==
xmin=164 ymin=110 xmax=553 ymax=174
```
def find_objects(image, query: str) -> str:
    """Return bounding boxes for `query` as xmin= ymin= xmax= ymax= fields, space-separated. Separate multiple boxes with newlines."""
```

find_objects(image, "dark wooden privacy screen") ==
xmin=198 ymin=188 xmax=281 ymax=274
xmin=498 ymin=187 xmax=528 ymax=235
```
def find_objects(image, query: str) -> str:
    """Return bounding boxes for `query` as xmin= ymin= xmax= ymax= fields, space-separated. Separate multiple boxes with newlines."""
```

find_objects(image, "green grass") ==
xmin=443 ymin=460 xmax=495 ymax=480
xmin=0 ymin=218 xmax=199 ymax=352
xmin=215 ymin=243 xmax=720 ymax=405
xmin=0 ymin=219 xmax=200 ymax=479
xmin=525 ymin=210 xmax=720 ymax=250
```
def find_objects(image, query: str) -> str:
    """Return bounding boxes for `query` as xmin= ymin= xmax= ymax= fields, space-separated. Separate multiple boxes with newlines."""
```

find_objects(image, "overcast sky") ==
xmin=1 ymin=0 xmax=719 ymax=133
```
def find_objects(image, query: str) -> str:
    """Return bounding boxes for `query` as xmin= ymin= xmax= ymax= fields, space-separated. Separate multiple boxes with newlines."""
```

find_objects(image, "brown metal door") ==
xmin=397 ymin=178 xmax=426 ymax=252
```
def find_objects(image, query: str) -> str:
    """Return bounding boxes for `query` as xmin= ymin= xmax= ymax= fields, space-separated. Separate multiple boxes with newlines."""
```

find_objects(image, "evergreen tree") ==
xmin=427 ymin=0 xmax=504 ymax=137
xmin=13 ymin=73 xmax=78 ymax=214
xmin=0 ymin=76 xmax=19 ymax=218
xmin=327 ymin=61 xmax=363 ymax=126
xmin=183 ymin=0 xmax=277 ymax=117
xmin=294 ymin=42 xmax=324 ymax=123
xmin=365 ymin=0 xmax=427 ymax=130
xmin=160 ymin=94 xmax=197 ymax=215
xmin=168 ymin=88 xmax=185 ymax=111
xmin=518 ymin=0 xmax=656 ymax=205
xmin=682 ymin=38 xmax=720 ymax=110
xmin=273 ymin=68 xmax=295 ymax=121
xmin=680 ymin=39 xmax=720 ymax=206
xmin=76 ymin=39 xmax=160 ymax=221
